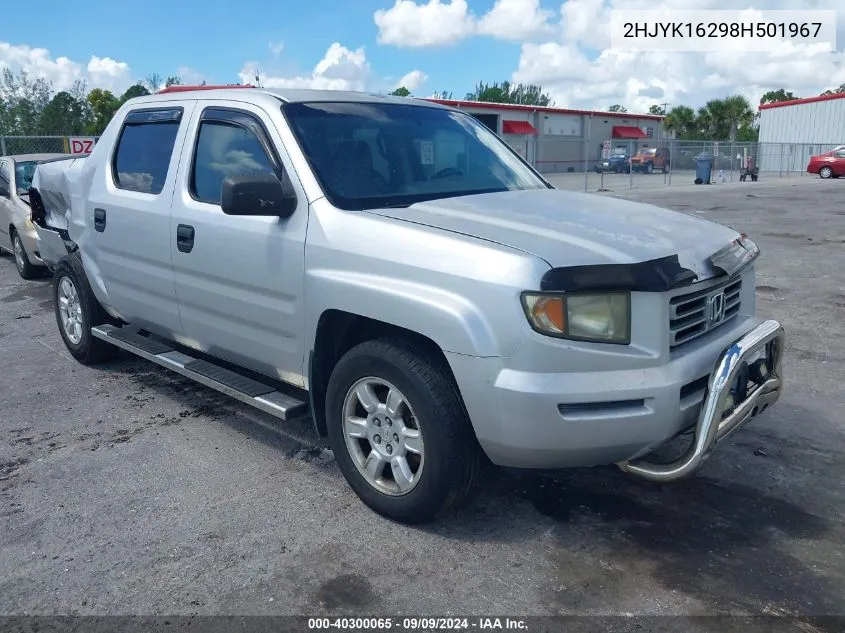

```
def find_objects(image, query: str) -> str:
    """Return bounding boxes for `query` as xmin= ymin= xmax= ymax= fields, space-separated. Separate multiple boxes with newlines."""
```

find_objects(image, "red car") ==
xmin=807 ymin=146 xmax=845 ymax=179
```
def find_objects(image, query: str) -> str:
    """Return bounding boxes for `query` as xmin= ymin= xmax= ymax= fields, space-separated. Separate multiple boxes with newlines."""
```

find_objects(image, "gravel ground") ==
xmin=0 ymin=177 xmax=843 ymax=626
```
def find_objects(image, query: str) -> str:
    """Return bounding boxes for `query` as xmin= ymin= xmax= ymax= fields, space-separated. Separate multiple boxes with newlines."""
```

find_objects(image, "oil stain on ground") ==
xmin=314 ymin=574 xmax=375 ymax=609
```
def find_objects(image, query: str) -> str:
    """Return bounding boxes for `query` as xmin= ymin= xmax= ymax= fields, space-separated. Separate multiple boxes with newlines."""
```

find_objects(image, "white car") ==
xmin=0 ymin=153 xmax=70 ymax=278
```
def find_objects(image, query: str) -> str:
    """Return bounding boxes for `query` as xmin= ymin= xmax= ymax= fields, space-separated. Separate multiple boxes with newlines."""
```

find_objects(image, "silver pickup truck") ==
xmin=29 ymin=87 xmax=785 ymax=523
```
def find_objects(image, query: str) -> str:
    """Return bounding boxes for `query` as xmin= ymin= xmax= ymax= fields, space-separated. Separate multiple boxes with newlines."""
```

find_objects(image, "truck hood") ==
xmin=364 ymin=189 xmax=740 ymax=280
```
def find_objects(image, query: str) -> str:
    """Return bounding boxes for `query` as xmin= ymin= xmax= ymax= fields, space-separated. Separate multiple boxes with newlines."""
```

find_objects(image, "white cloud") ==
xmin=86 ymin=56 xmax=132 ymax=93
xmin=395 ymin=69 xmax=428 ymax=91
xmin=0 ymin=40 xmax=184 ymax=96
xmin=374 ymin=0 xmax=476 ymax=47
xmin=511 ymin=0 xmax=845 ymax=112
xmin=478 ymin=0 xmax=554 ymax=41
xmin=0 ymin=41 xmax=84 ymax=92
xmin=269 ymin=41 xmax=284 ymax=57
xmin=175 ymin=66 xmax=207 ymax=86
xmin=374 ymin=0 xmax=554 ymax=47
xmin=240 ymin=42 xmax=371 ymax=91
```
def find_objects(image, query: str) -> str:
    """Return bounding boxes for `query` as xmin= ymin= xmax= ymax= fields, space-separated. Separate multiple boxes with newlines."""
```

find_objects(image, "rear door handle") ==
xmin=176 ymin=224 xmax=195 ymax=253
xmin=93 ymin=208 xmax=106 ymax=232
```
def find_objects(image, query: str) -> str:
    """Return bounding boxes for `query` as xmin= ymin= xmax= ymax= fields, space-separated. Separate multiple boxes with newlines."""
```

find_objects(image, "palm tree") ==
xmin=720 ymin=95 xmax=754 ymax=141
xmin=663 ymin=105 xmax=697 ymax=139
xmin=697 ymin=99 xmax=729 ymax=139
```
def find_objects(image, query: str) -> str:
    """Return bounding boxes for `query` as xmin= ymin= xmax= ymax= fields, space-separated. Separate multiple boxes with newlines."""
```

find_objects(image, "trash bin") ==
xmin=695 ymin=153 xmax=713 ymax=184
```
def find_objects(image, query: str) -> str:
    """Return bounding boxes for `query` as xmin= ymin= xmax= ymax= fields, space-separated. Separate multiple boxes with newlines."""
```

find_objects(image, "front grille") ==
xmin=670 ymin=277 xmax=742 ymax=348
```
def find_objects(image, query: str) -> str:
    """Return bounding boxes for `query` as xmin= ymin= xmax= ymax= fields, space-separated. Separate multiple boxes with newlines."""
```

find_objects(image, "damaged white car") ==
xmin=29 ymin=87 xmax=785 ymax=523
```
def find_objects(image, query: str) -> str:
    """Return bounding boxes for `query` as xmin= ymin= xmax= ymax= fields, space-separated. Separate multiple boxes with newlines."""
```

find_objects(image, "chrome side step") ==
xmin=91 ymin=324 xmax=308 ymax=420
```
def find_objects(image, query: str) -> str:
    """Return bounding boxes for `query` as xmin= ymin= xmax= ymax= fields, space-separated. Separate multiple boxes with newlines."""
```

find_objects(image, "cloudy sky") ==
xmin=1 ymin=0 xmax=844 ymax=113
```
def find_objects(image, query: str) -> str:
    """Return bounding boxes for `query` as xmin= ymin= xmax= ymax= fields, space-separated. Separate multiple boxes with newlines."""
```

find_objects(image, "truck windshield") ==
xmin=282 ymin=101 xmax=548 ymax=210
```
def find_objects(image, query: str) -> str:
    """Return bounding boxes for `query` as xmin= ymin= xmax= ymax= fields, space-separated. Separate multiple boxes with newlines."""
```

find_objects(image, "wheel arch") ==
xmin=308 ymin=310 xmax=465 ymax=438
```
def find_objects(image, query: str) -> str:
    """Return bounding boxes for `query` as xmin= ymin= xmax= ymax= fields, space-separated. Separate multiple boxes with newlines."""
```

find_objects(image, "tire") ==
xmin=819 ymin=166 xmax=833 ymax=179
xmin=646 ymin=162 xmax=654 ymax=174
xmin=326 ymin=338 xmax=480 ymax=524
xmin=53 ymin=255 xmax=119 ymax=364
xmin=11 ymin=230 xmax=42 ymax=280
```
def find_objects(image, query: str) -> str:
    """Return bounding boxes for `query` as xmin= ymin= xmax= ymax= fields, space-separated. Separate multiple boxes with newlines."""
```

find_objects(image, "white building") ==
xmin=423 ymin=98 xmax=667 ymax=173
xmin=758 ymin=92 xmax=845 ymax=172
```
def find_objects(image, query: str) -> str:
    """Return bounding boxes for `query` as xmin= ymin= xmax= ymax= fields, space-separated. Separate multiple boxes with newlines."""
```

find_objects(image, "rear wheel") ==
xmin=326 ymin=338 xmax=480 ymax=524
xmin=12 ymin=231 xmax=41 ymax=280
xmin=53 ymin=255 xmax=118 ymax=364
xmin=819 ymin=166 xmax=833 ymax=179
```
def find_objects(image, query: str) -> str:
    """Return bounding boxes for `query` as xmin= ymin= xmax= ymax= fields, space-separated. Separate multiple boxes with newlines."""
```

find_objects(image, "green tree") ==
xmin=663 ymin=105 xmax=697 ymax=139
xmin=466 ymin=81 xmax=552 ymax=106
xmin=648 ymin=104 xmax=665 ymax=115
xmin=165 ymin=76 xmax=183 ymax=88
xmin=821 ymin=83 xmax=845 ymax=96
xmin=144 ymin=73 xmax=163 ymax=93
xmin=0 ymin=68 xmax=52 ymax=135
xmin=86 ymin=88 xmax=121 ymax=135
xmin=721 ymin=95 xmax=755 ymax=141
xmin=760 ymin=89 xmax=796 ymax=105
xmin=39 ymin=90 xmax=93 ymax=134
xmin=120 ymin=83 xmax=150 ymax=102
xmin=390 ymin=86 xmax=411 ymax=97
xmin=430 ymin=90 xmax=453 ymax=99
xmin=608 ymin=104 xmax=627 ymax=113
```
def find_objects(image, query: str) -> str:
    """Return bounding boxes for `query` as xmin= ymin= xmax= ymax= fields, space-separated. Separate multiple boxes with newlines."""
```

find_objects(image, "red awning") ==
xmin=612 ymin=125 xmax=647 ymax=139
xmin=502 ymin=120 xmax=538 ymax=135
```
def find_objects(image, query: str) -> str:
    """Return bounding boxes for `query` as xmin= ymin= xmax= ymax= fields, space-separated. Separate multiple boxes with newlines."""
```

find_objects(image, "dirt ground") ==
xmin=1 ymin=176 xmax=843 ymax=627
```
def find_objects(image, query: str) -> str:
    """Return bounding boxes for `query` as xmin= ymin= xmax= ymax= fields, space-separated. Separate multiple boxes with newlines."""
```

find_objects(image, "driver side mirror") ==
xmin=221 ymin=171 xmax=297 ymax=218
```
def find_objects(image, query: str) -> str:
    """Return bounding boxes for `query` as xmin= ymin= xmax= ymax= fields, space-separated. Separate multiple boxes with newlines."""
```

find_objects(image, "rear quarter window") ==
xmin=112 ymin=109 xmax=183 ymax=195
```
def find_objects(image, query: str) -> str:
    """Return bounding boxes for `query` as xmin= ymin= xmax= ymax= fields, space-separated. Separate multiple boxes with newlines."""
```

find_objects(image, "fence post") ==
xmin=729 ymin=142 xmax=734 ymax=182
xmin=779 ymin=143 xmax=784 ymax=178
xmin=667 ymin=139 xmax=672 ymax=186
xmin=0 ymin=137 xmax=6 ymax=155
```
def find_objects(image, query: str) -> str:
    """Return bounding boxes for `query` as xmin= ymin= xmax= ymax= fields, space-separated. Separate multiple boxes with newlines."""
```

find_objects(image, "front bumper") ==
xmin=618 ymin=319 xmax=784 ymax=481
xmin=447 ymin=318 xmax=785 ymax=477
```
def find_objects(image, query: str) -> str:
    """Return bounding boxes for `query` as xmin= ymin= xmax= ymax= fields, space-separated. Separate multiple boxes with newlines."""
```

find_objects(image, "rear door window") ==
xmin=112 ymin=109 xmax=183 ymax=194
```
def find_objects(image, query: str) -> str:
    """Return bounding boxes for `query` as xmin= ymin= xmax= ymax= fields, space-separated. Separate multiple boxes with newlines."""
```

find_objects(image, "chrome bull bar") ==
xmin=618 ymin=319 xmax=785 ymax=482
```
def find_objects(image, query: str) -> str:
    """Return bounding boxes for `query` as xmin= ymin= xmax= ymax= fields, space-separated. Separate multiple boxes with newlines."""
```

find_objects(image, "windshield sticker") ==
xmin=419 ymin=140 xmax=434 ymax=165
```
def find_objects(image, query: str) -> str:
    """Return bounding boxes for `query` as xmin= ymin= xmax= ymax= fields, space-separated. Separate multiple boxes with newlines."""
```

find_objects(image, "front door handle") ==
xmin=93 ymin=208 xmax=106 ymax=232
xmin=176 ymin=224 xmax=195 ymax=253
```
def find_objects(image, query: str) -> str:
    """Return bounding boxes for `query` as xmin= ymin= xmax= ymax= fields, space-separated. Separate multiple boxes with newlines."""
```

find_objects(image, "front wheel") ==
xmin=326 ymin=338 xmax=480 ymax=524
xmin=646 ymin=162 xmax=654 ymax=174
xmin=53 ymin=256 xmax=119 ymax=364
xmin=819 ymin=166 xmax=833 ymax=179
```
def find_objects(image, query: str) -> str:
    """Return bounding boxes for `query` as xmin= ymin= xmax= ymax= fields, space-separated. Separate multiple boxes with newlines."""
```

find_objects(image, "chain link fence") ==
xmin=4 ymin=134 xmax=840 ymax=192
xmin=530 ymin=137 xmax=843 ymax=191
xmin=1 ymin=135 xmax=99 ymax=156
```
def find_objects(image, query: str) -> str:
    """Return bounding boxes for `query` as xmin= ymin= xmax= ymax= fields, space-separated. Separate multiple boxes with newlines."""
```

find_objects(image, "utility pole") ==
xmin=657 ymin=102 xmax=669 ymax=143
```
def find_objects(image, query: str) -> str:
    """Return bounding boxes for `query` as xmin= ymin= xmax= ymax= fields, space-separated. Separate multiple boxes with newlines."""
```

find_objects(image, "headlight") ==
xmin=521 ymin=292 xmax=631 ymax=344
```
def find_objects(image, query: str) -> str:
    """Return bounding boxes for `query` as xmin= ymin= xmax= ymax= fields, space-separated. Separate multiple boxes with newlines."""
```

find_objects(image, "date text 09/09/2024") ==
xmin=622 ymin=21 xmax=822 ymax=39
xmin=307 ymin=617 xmax=528 ymax=630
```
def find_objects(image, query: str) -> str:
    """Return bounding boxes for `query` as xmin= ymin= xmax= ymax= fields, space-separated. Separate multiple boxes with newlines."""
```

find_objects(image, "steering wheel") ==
xmin=433 ymin=167 xmax=464 ymax=179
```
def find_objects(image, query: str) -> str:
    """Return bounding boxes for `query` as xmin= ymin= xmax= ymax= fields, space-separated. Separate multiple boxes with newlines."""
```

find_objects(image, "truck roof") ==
xmin=125 ymin=87 xmax=450 ymax=110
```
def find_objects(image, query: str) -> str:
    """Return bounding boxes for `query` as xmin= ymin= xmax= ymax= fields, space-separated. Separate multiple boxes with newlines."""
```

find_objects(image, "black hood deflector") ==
xmin=540 ymin=254 xmax=699 ymax=293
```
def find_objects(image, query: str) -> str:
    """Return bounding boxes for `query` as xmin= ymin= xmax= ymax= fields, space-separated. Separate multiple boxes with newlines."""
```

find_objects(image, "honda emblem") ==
xmin=709 ymin=291 xmax=726 ymax=325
